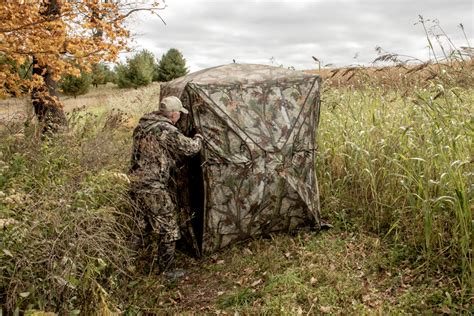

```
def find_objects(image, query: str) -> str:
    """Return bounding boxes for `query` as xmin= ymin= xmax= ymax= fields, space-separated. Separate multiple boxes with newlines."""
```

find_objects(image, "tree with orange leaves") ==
xmin=0 ymin=0 xmax=165 ymax=132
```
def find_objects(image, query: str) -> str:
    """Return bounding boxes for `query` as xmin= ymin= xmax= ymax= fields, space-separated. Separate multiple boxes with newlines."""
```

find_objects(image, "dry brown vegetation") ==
xmin=309 ymin=59 xmax=474 ymax=92
xmin=0 ymin=83 xmax=160 ymax=127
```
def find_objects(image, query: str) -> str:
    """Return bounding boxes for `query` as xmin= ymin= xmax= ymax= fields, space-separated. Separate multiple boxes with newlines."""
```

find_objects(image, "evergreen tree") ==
xmin=59 ymin=70 xmax=91 ymax=98
xmin=156 ymin=48 xmax=188 ymax=82
xmin=90 ymin=63 xmax=110 ymax=88
xmin=116 ymin=50 xmax=156 ymax=89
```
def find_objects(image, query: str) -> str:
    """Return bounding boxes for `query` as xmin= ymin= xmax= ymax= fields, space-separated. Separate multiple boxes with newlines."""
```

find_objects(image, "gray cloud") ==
xmin=126 ymin=0 xmax=474 ymax=71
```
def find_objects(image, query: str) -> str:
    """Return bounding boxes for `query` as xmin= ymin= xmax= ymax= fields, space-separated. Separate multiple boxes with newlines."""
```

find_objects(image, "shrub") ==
xmin=0 ymin=112 xmax=141 ymax=314
xmin=91 ymin=63 xmax=114 ymax=88
xmin=59 ymin=70 xmax=91 ymax=98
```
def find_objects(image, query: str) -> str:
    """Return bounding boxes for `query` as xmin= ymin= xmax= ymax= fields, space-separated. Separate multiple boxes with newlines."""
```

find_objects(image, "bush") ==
xmin=59 ymin=70 xmax=91 ymax=98
xmin=116 ymin=50 xmax=156 ymax=89
xmin=155 ymin=48 xmax=188 ymax=82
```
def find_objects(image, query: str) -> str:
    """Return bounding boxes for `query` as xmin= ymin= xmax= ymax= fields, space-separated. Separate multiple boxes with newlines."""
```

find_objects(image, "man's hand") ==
xmin=194 ymin=133 xmax=204 ymax=140
xmin=193 ymin=126 xmax=203 ymax=134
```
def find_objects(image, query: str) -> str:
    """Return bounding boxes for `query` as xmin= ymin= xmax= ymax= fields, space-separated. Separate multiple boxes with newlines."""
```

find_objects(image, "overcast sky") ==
xmin=126 ymin=0 xmax=474 ymax=71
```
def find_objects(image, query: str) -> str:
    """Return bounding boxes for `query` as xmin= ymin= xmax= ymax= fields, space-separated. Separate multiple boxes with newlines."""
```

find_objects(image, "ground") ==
xmin=117 ymin=230 xmax=466 ymax=315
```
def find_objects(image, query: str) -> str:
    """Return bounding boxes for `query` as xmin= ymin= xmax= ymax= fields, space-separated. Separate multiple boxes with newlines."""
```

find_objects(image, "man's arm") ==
xmin=171 ymin=131 xmax=203 ymax=156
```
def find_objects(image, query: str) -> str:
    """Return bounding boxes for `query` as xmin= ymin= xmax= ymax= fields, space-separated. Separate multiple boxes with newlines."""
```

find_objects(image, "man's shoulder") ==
xmin=155 ymin=120 xmax=178 ymax=133
xmin=136 ymin=112 xmax=178 ymax=134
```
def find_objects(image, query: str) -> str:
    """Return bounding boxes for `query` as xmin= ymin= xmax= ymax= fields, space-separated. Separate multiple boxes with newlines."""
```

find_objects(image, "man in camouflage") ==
xmin=129 ymin=96 xmax=203 ymax=272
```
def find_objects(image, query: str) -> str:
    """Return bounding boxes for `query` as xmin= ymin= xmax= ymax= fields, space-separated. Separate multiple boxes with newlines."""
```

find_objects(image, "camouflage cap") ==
xmin=160 ymin=96 xmax=189 ymax=114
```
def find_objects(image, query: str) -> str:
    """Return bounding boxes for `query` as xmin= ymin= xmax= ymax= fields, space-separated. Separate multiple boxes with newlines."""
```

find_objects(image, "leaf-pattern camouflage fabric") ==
xmin=161 ymin=63 xmax=321 ymax=255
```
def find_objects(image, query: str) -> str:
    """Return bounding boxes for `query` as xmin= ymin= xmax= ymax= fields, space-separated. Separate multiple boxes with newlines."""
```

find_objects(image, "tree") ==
xmin=156 ymin=48 xmax=188 ymax=82
xmin=0 ymin=1 xmax=165 ymax=133
xmin=60 ymin=69 xmax=91 ymax=98
xmin=116 ymin=50 xmax=156 ymax=89
xmin=0 ymin=55 xmax=32 ymax=94
xmin=90 ymin=63 xmax=109 ymax=88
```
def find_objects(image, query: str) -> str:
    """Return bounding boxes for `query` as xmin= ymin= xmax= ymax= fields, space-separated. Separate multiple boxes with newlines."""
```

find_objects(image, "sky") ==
xmin=126 ymin=0 xmax=474 ymax=72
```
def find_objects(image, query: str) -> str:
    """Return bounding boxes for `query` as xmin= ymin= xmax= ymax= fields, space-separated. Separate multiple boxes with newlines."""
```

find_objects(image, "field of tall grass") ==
xmin=318 ymin=68 xmax=473 ymax=290
xmin=0 ymin=33 xmax=473 ymax=313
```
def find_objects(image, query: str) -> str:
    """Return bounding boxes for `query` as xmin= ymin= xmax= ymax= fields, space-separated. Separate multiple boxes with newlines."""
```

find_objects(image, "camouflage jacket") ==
xmin=129 ymin=112 xmax=202 ymax=190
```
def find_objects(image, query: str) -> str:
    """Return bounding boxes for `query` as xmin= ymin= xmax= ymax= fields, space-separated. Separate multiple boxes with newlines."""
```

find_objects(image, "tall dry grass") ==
xmin=315 ymin=20 xmax=473 ymax=297
xmin=317 ymin=82 xmax=472 ymax=284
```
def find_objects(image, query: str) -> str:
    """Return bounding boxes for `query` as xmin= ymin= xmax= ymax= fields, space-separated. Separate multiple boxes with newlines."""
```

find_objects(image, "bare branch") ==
xmin=115 ymin=7 xmax=167 ymax=25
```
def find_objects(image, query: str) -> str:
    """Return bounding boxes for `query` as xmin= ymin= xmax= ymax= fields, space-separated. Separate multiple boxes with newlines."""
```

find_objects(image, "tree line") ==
xmin=2 ymin=47 xmax=187 ymax=98
xmin=56 ymin=48 xmax=187 ymax=98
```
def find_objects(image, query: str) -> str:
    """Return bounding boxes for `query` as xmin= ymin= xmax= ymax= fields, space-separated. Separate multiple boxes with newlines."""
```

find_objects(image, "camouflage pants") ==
xmin=134 ymin=188 xmax=181 ymax=271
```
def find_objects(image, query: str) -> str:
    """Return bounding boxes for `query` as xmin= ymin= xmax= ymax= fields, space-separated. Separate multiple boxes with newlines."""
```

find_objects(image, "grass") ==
xmin=316 ymin=78 xmax=473 ymax=292
xmin=0 ymin=41 xmax=473 ymax=313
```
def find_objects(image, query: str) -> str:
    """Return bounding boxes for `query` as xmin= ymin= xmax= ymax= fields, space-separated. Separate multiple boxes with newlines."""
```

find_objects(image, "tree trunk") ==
xmin=31 ymin=0 xmax=67 ymax=134
xmin=31 ymin=57 xmax=67 ymax=134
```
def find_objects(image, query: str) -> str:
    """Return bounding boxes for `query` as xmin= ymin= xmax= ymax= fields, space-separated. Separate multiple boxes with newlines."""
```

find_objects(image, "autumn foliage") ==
xmin=0 ymin=0 xmax=163 ymax=130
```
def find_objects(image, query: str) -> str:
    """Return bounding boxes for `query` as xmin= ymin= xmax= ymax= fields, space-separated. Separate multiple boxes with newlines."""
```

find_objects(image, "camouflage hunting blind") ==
xmin=160 ymin=63 xmax=322 ymax=256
